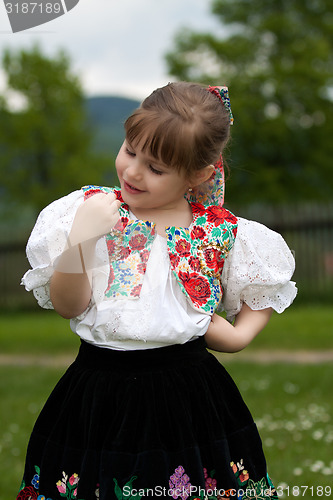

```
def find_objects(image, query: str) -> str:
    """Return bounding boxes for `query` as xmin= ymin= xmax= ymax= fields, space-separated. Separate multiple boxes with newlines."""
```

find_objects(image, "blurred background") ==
xmin=0 ymin=0 xmax=332 ymax=308
xmin=0 ymin=0 xmax=333 ymax=498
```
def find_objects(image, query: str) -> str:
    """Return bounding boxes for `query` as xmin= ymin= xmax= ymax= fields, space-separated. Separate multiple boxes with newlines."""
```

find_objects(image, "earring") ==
xmin=188 ymin=187 xmax=193 ymax=192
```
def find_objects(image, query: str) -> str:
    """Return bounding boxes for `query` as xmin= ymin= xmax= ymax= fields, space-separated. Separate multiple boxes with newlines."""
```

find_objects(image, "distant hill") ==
xmin=85 ymin=96 xmax=141 ymax=156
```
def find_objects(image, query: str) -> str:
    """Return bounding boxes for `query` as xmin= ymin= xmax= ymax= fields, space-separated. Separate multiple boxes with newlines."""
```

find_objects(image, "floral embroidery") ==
xmin=130 ymin=284 xmax=142 ymax=297
xmin=113 ymin=475 xmax=146 ymax=499
xmin=191 ymin=202 xmax=206 ymax=215
xmin=166 ymin=460 xmax=277 ymax=500
xmin=179 ymin=272 xmax=211 ymax=307
xmin=206 ymin=206 xmax=229 ymax=226
xmin=165 ymin=200 xmax=237 ymax=313
xmin=17 ymin=460 xmax=277 ymax=500
xmin=56 ymin=471 xmax=82 ymax=499
xmin=197 ymin=245 xmax=227 ymax=277
xmin=17 ymin=485 xmax=39 ymax=499
xmin=17 ymin=466 xmax=99 ymax=500
xmin=188 ymin=256 xmax=201 ymax=272
xmin=119 ymin=247 xmax=131 ymax=260
xmin=82 ymin=185 xmax=238 ymax=313
xmin=31 ymin=473 xmax=40 ymax=489
xmin=231 ymin=460 xmax=277 ymax=500
xmin=17 ymin=465 xmax=51 ymax=500
xmin=169 ymin=466 xmax=193 ymax=500
xmin=231 ymin=459 xmax=250 ymax=484
xmin=169 ymin=253 xmax=180 ymax=268
xmin=203 ymin=467 xmax=217 ymax=491
xmin=191 ymin=226 xmax=206 ymax=240
xmin=129 ymin=234 xmax=147 ymax=251
xmin=175 ymin=239 xmax=191 ymax=257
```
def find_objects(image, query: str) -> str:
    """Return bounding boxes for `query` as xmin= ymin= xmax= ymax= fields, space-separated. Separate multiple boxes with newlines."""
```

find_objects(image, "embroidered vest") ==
xmin=82 ymin=185 xmax=238 ymax=314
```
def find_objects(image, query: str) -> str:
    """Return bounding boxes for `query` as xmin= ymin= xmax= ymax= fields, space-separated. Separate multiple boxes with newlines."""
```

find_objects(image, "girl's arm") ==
xmin=50 ymin=193 xmax=121 ymax=319
xmin=205 ymin=303 xmax=272 ymax=352
xmin=50 ymin=239 xmax=97 ymax=319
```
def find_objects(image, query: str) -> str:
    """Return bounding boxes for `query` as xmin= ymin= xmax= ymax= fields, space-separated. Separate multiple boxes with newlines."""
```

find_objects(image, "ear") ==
xmin=190 ymin=164 xmax=215 ymax=188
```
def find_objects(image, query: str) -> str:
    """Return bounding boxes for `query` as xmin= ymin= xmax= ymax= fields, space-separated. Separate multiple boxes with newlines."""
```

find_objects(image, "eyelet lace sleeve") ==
xmin=21 ymin=190 xmax=109 ymax=311
xmin=220 ymin=217 xmax=297 ymax=322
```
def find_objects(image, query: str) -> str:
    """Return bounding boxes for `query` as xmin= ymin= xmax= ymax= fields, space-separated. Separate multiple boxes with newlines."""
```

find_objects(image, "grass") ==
xmin=0 ymin=309 xmax=78 ymax=355
xmin=1 ymin=363 xmax=332 ymax=500
xmin=0 ymin=366 xmax=63 ymax=500
xmin=244 ymin=303 xmax=333 ymax=352
xmin=1 ymin=303 xmax=333 ymax=355
xmin=225 ymin=362 xmax=333 ymax=493
xmin=0 ymin=306 xmax=332 ymax=499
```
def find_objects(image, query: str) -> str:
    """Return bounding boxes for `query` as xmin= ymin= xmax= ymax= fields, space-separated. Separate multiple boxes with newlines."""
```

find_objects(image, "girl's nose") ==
xmin=127 ymin=160 xmax=142 ymax=180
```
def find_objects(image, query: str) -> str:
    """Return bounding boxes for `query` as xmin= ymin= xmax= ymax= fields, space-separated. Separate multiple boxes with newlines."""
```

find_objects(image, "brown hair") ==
xmin=124 ymin=82 xmax=230 ymax=178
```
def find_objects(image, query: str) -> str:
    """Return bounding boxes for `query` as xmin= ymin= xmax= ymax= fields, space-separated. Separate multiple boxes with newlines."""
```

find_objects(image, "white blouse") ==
xmin=21 ymin=190 xmax=297 ymax=350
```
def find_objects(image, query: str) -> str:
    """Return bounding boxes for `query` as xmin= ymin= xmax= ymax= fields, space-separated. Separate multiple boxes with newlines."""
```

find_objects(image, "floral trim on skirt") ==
xmin=17 ymin=338 xmax=278 ymax=500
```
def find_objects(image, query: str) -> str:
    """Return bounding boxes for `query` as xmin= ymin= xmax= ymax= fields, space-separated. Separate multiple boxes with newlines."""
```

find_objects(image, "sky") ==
xmin=0 ymin=0 xmax=225 ymax=101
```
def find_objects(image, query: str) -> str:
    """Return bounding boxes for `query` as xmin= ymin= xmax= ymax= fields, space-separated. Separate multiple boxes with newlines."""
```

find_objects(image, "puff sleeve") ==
xmin=220 ymin=217 xmax=297 ymax=322
xmin=21 ymin=190 xmax=109 ymax=310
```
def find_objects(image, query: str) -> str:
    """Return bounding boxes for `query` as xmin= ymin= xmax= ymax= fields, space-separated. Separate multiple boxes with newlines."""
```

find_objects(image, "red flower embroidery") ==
xmin=84 ymin=188 xmax=103 ymax=200
xmin=189 ymin=256 xmax=201 ymax=272
xmin=175 ymin=239 xmax=191 ymax=257
xmin=138 ymin=263 xmax=146 ymax=274
xmin=203 ymin=248 xmax=225 ymax=274
xmin=191 ymin=226 xmax=206 ymax=240
xmin=239 ymin=471 xmax=250 ymax=482
xmin=107 ymin=239 xmax=117 ymax=255
xmin=224 ymin=211 xmax=238 ymax=225
xmin=205 ymin=476 xmax=217 ymax=489
xmin=191 ymin=202 xmax=206 ymax=215
xmin=119 ymin=247 xmax=131 ymax=259
xmin=206 ymin=206 xmax=228 ymax=226
xmin=129 ymin=234 xmax=147 ymax=251
xmin=169 ymin=253 xmax=180 ymax=268
xmin=17 ymin=486 xmax=38 ymax=500
xmin=114 ymin=189 xmax=123 ymax=201
xmin=179 ymin=272 xmax=210 ymax=305
xmin=130 ymin=284 xmax=142 ymax=297
xmin=114 ymin=217 xmax=128 ymax=231
xmin=140 ymin=249 xmax=150 ymax=263
xmin=106 ymin=267 xmax=115 ymax=292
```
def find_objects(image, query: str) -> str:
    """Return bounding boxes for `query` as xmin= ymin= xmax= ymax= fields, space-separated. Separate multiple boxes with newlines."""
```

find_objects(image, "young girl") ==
xmin=18 ymin=82 xmax=296 ymax=500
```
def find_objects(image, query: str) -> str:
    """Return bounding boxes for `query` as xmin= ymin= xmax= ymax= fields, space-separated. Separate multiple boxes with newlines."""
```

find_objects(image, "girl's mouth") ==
xmin=124 ymin=181 xmax=145 ymax=194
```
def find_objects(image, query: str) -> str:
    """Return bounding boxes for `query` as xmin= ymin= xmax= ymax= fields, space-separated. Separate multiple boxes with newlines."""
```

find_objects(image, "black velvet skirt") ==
xmin=17 ymin=338 xmax=278 ymax=500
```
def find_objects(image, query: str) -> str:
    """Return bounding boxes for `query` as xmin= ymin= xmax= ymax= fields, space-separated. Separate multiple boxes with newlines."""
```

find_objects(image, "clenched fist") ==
xmin=69 ymin=192 xmax=121 ymax=246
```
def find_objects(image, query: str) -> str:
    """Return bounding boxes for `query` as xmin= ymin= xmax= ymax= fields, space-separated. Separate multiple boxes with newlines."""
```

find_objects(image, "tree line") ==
xmin=0 ymin=0 xmax=332 ymax=217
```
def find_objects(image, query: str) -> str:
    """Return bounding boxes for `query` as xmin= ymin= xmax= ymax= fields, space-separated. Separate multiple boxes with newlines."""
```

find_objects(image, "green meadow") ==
xmin=1 ymin=306 xmax=332 ymax=499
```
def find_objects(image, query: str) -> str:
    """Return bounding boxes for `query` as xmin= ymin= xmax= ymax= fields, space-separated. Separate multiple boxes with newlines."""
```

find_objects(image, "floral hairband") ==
xmin=185 ymin=84 xmax=233 ymax=208
xmin=207 ymin=85 xmax=234 ymax=125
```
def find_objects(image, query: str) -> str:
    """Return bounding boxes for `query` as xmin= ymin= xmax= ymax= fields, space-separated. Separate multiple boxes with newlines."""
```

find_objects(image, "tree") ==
xmin=166 ymin=0 xmax=333 ymax=204
xmin=0 ymin=45 xmax=114 ymax=214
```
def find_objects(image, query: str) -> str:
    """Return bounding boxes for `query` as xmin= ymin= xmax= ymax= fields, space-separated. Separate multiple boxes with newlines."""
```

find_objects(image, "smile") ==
xmin=124 ymin=181 xmax=145 ymax=194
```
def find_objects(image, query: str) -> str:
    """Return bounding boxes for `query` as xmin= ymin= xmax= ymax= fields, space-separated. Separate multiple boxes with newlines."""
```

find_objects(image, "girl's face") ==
xmin=115 ymin=140 xmax=191 ymax=213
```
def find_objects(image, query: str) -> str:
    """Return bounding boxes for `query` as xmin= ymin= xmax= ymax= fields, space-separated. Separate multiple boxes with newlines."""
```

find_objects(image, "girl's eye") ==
xmin=125 ymin=147 xmax=135 ymax=157
xmin=149 ymin=165 xmax=163 ymax=175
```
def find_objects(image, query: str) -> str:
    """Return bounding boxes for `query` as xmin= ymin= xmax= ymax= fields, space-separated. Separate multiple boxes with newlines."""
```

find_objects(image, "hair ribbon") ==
xmin=185 ymin=85 xmax=233 ymax=208
xmin=207 ymin=85 xmax=234 ymax=125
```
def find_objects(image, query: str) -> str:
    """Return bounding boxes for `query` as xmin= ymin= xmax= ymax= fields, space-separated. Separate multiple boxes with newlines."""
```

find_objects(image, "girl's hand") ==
xmin=51 ymin=193 xmax=121 ymax=318
xmin=206 ymin=313 xmax=233 ymax=349
xmin=205 ymin=304 xmax=272 ymax=352
xmin=69 ymin=193 xmax=121 ymax=246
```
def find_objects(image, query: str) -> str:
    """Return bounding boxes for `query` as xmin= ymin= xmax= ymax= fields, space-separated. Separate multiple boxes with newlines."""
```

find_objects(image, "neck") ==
xmin=128 ymin=199 xmax=193 ymax=236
